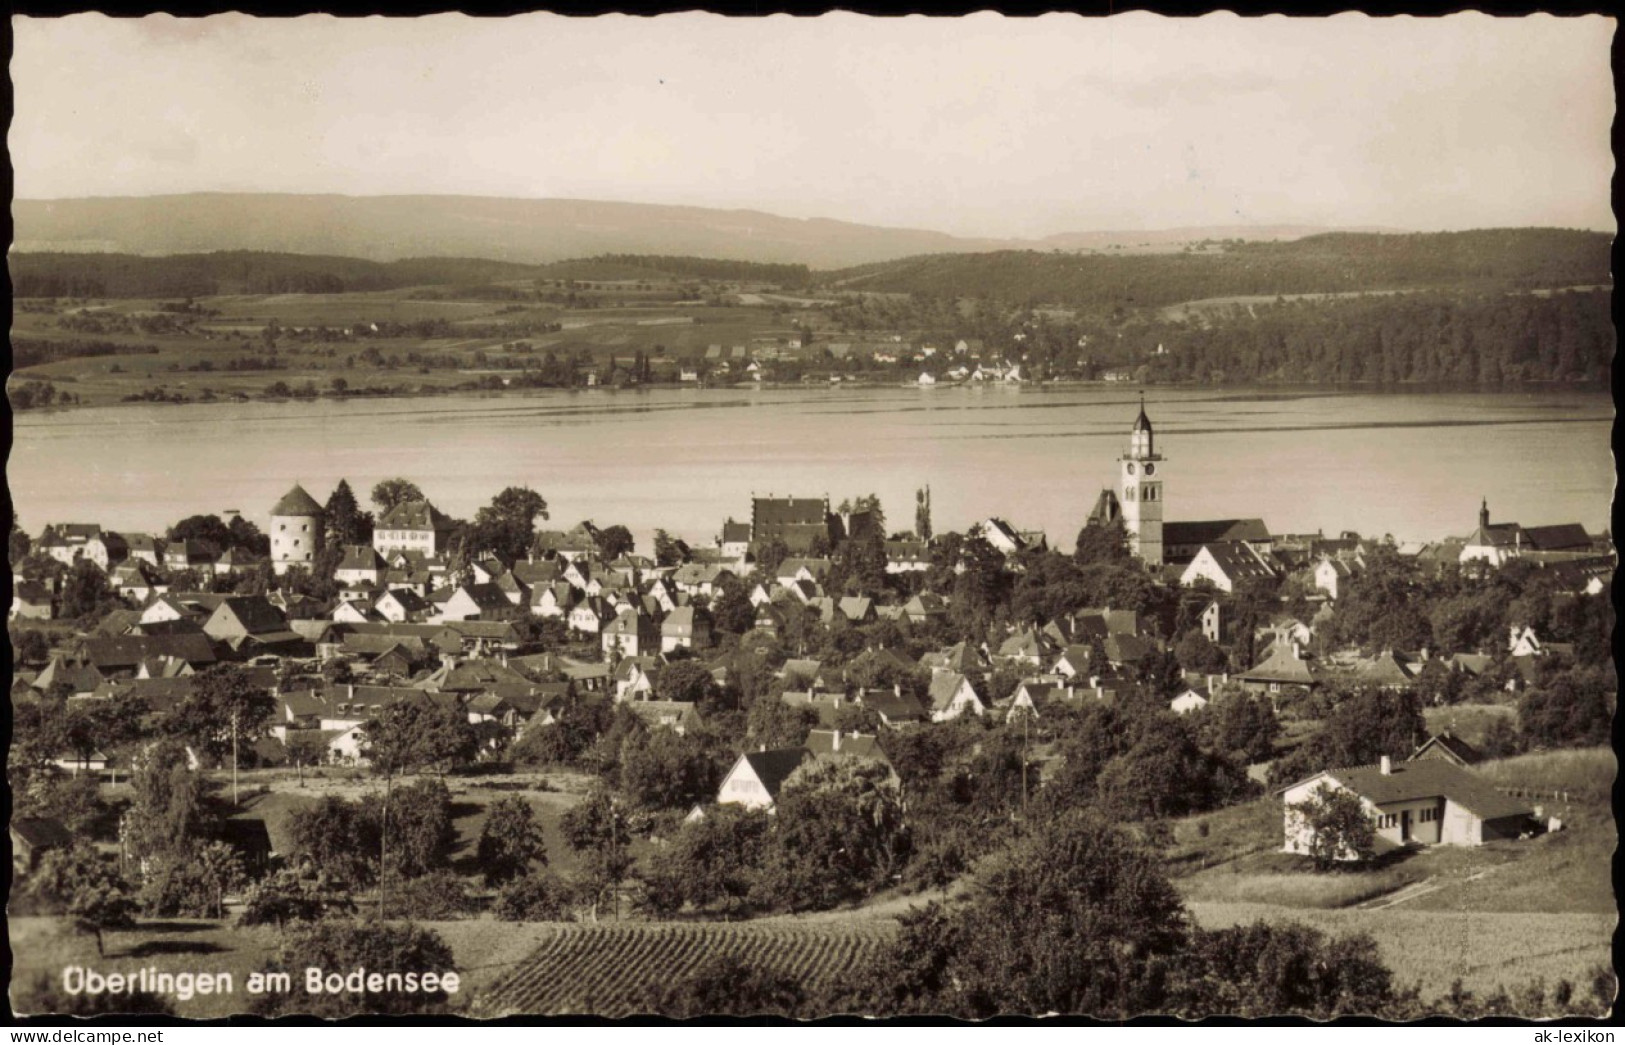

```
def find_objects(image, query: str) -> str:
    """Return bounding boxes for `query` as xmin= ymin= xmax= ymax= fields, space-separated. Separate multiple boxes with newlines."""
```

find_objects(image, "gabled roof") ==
xmin=377 ymin=499 xmax=456 ymax=532
xmin=1102 ymin=633 xmax=1151 ymax=664
xmin=272 ymin=484 xmax=326 ymax=518
xmin=85 ymin=633 xmax=218 ymax=670
xmin=804 ymin=730 xmax=887 ymax=762
xmin=214 ymin=596 xmax=290 ymax=635
xmin=928 ymin=671 xmax=972 ymax=711
xmin=739 ymin=747 xmax=813 ymax=800
xmin=1305 ymin=760 xmax=1530 ymax=821
xmin=338 ymin=545 xmax=387 ymax=572
xmin=1521 ymin=524 xmax=1591 ymax=552
xmin=1164 ymin=519 xmax=1271 ymax=547
xmin=1410 ymin=733 xmax=1483 ymax=766
xmin=1191 ymin=542 xmax=1278 ymax=582
xmin=1240 ymin=645 xmax=1319 ymax=686
xmin=1357 ymin=650 xmax=1417 ymax=687
xmin=857 ymin=689 xmax=927 ymax=722
xmin=11 ymin=817 xmax=74 ymax=849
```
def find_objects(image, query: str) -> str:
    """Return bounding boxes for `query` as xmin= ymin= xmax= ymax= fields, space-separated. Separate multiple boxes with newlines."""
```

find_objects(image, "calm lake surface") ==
xmin=9 ymin=386 xmax=1615 ymax=552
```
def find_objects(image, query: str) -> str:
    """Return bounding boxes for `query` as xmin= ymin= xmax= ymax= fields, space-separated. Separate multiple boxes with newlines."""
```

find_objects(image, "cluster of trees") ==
xmin=9 ymin=380 xmax=79 ymax=410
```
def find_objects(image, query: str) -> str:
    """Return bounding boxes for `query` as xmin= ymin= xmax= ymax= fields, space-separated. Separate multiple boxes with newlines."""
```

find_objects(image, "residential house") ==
xmin=1409 ymin=733 xmax=1485 ymax=768
xmin=203 ymin=596 xmax=306 ymax=652
xmin=11 ymin=581 xmax=54 ymax=621
xmin=1280 ymin=756 xmax=1532 ymax=856
xmin=927 ymin=671 xmax=985 ymax=722
xmin=12 ymin=817 xmax=74 ymax=876
xmin=111 ymin=560 xmax=165 ymax=604
xmin=717 ymin=748 xmax=812 ymax=811
xmin=884 ymin=540 xmax=931 ymax=574
xmin=373 ymin=499 xmax=458 ymax=557
xmin=603 ymin=610 xmax=660 ymax=659
xmin=1049 ymin=645 xmax=1093 ymax=680
xmin=163 ymin=539 xmax=220 ymax=573
xmin=431 ymin=583 xmax=521 ymax=623
xmin=627 ymin=700 xmax=703 ymax=735
xmin=335 ymin=545 xmax=389 ymax=587
xmin=1181 ymin=543 xmax=1279 ymax=593
xmin=1170 ymin=686 xmax=1210 ymax=715
xmin=531 ymin=581 xmax=581 ymax=620
xmin=1238 ymin=644 xmax=1321 ymax=698
xmin=661 ymin=606 xmax=714 ymax=653
xmin=903 ymin=592 xmax=948 ymax=626
xmin=568 ymin=597 xmax=617 ymax=636
xmin=1162 ymin=519 xmax=1272 ymax=566
xmin=1199 ymin=600 xmax=1227 ymax=644
xmin=375 ymin=588 xmax=432 ymax=623
xmin=1313 ymin=556 xmax=1358 ymax=601
xmin=855 ymin=688 xmax=928 ymax=727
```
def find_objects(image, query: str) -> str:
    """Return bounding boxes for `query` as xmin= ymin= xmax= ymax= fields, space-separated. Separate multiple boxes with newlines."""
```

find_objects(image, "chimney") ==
xmin=1380 ymin=755 xmax=1392 ymax=776
xmin=759 ymin=743 xmax=767 ymax=753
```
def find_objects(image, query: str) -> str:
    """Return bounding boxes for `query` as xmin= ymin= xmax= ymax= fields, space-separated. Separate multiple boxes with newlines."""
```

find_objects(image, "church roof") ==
xmin=1133 ymin=399 xmax=1153 ymax=433
xmin=272 ymin=484 xmax=326 ymax=518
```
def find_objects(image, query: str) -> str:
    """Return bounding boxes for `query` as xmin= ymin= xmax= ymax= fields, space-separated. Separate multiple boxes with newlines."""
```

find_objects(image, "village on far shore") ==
xmin=9 ymin=402 xmax=1617 ymax=1020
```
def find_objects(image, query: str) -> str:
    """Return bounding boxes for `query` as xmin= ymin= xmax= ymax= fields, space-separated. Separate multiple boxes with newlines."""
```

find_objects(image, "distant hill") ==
xmin=13 ymin=193 xmax=1376 ymax=270
xmin=819 ymin=230 xmax=1614 ymax=309
xmin=7 ymin=250 xmax=817 ymax=299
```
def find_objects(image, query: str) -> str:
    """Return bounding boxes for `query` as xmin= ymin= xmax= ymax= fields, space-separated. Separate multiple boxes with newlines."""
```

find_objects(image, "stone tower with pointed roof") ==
xmin=1120 ymin=397 xmax=1164 ymax=566
xmin=270 ymin=483 xmax=326 ymax=576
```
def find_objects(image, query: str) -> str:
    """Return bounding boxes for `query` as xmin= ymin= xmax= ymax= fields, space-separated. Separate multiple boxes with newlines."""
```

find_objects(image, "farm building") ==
xmin=1279 ymin=756 xmax=1532 ymax=857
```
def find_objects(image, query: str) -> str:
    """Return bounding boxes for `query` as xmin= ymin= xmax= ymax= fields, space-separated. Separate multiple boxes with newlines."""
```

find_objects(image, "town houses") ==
xmin=9 ymin=404 xmax=1612 ymax=893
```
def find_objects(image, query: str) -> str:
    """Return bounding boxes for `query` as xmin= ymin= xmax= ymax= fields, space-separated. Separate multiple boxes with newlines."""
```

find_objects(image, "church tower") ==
xmin=1119 ymin=397 xmax=1164 ymax=566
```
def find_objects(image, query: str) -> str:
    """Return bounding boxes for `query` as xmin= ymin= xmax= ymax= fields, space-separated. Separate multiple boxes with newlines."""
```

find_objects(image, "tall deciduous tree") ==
xmin=371 ymin=477 xmax=425 ymax=514
xmin=30 ymin=846 xmax=138 ymax=957
xmin=1290 ymin=783 xmax=1376 ymax=870
xmin=476 ymin=796 xmax=548 ymax=886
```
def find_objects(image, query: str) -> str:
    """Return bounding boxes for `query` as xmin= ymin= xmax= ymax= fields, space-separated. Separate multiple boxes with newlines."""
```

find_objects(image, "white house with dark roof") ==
xmin=1181 ymin=542 xmax=1279 ymax=593
xmin=373 ymin=499 xmax=458 ymax=557
xmin=1279 ymin=756 xmax=1531 ymax=856
xmin=928 ymin=671 xmax=984 ymax=722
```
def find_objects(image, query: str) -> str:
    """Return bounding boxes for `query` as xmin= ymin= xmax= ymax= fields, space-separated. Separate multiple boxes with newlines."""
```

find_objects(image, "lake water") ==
xmin=9 ymin=386 xmax=1615 ymax=553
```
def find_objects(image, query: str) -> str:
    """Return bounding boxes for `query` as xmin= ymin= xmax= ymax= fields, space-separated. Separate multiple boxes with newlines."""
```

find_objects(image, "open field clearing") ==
xmin=474 ymin=920 xmax=898 ymax=1017
xmin=1187 ymin=903 xmax=1614 ymax=1006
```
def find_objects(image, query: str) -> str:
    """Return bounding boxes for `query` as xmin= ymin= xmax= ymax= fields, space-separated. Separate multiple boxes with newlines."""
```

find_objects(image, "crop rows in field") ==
xmin=476 ymin=920 xmax=897 ymax=1017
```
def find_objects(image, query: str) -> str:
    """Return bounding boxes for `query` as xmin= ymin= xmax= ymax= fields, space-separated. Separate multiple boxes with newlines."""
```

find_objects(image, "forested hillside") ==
xmin=822 ymin=230 xmax=1611 ymax=310
xmin=9 ymin=251 xmax=811 ymax=299
xmin=9 ymin=252 xmax=548 ymax=299
xmin=1136 ymin=289 xmax=1612 ymax=385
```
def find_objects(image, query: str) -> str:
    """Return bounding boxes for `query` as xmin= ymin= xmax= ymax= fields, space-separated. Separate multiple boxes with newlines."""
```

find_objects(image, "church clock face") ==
xmin=1144 ymin=463 xmax=1156 ymax=476
xmin=1125 ymin=462 xmax=1136 ymax=475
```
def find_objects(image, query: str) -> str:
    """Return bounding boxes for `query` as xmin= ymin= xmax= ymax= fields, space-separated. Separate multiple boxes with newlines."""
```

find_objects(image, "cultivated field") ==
xmin=474 ymin=920 xmax=898 ymax=1017
xmin=1186 ymin=903 xmax=1614 ymax=1007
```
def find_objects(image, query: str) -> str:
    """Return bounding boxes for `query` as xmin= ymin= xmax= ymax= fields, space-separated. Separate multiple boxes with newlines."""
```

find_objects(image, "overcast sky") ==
xmin=10 ymin=13 xmax=1616 ymax=238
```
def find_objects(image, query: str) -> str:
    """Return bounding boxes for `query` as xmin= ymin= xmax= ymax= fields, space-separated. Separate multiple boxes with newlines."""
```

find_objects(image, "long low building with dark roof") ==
xmin=1278 ymin=756 xmax=1533 ymax=857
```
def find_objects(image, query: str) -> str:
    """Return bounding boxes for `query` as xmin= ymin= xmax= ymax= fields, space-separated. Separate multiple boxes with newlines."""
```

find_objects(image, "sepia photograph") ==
xmin=5 ymin=10 xmax=1617 ymax=1025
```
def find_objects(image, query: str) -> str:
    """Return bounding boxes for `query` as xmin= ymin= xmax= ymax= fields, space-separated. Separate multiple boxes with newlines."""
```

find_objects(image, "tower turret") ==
xmin=1119 ymin=396 xmax=1164 ymax=566
xmin=270 ymin=483 xmax=326 ymax=576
